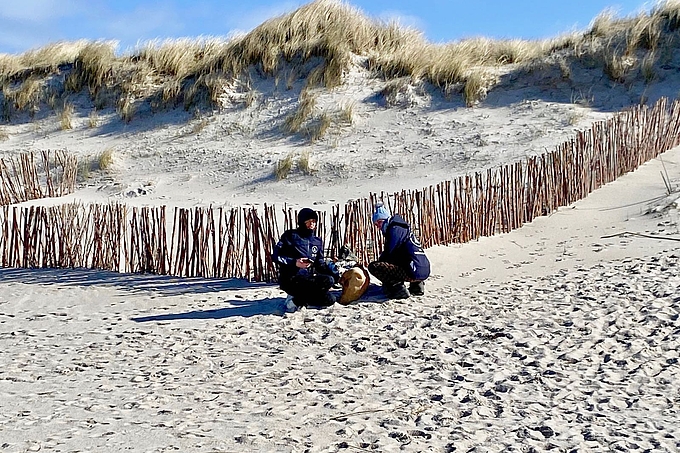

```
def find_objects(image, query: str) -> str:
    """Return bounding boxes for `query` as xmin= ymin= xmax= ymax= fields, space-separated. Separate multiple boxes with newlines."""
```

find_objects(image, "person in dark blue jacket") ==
xmin=368 ymin=203 xmax=431 ymax=299
xmin=272 ymin=208 xmax=338 ymax=308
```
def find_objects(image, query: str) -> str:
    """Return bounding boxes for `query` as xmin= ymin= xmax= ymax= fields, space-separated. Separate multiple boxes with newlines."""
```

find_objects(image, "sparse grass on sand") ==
xmin=97 ymin=148 xmax=115 ymax=170
xmin=77 ymin=148 xmax=115 ymax=181
xmin=60 ymin=102 xmax=74 ymax=130
xmin=2 ymin=0 xmax=680 ymax=120
xmin=275 ymin=154 xmax=294 ymax=180
xmin=339 ymin=101 xmax=354 ymax=125
xmin=283 ymin=90 xmax=317 ymax=134
xmin=298 ymin=150 xmax=313 ymax=174
xmin=88 ymin=110 xmax=99 ymax=128
xmin=305 ymin=112 xmax=332 ymax=142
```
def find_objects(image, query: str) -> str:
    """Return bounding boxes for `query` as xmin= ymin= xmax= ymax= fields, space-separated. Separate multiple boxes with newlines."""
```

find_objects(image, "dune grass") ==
xmin=1 ymin=0 xmax=680 ymax=122
xmin=274 ymin=154 xmax=294 ymax=180
xmin=77 ymin=148 xmax=115 ymax=181
xmin=88 ymin=110 xmax=99 ymax=128
xmin=298 ymin=150 xmax=313 ymax=174
xmin=97 ymin=148 xmax=115 ymax=170
xmin=283 ymin=90 xmax=317 ymax=133
xmin=60 ymin=102 xmax=74 ymax=130
xmin=305 ymin=112 xmax=332 ymax=142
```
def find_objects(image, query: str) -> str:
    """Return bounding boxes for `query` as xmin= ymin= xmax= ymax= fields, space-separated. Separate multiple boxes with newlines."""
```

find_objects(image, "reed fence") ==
xmin=0 ymin=150 xmax=78 ymax=205
xmin=1 ymin=98 xmax=679 ymax=282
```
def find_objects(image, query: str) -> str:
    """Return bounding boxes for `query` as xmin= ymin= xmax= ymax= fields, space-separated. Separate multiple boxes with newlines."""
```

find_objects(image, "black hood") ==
xmin=297 ymin=208 xmax=318 ymax=228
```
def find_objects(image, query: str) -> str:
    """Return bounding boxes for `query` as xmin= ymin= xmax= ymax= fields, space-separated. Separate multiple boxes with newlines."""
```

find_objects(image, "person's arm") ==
xmin=274 ymin=232 xmax=314 ymax=270
xmin=379 ymin=226 xmax=403 ymax=262
xmin=312 ymin=238 xmax=340 ymax=282
xmin=272 ymin=232 xmax=295 ymax=267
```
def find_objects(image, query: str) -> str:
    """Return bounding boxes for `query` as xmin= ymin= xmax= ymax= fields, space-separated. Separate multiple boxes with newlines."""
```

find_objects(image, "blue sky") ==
xmin=0 ymin=0 xmax=652 ymax=55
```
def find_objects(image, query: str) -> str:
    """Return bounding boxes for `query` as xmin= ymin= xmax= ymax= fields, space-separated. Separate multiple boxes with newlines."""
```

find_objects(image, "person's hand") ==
xmin=296 ymin=257 xmax=312 ymax=269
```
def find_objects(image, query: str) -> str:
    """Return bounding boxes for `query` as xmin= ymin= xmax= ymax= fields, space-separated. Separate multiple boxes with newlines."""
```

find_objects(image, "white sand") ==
xmin=1 ymin=57 xmax=680 ymax=452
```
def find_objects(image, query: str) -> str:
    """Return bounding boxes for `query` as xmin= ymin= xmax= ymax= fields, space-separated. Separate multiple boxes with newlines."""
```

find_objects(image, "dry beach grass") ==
xmin=3 ymin=0 xmax=680 ymax=120
xmin=0 ymin=1 xmax=680 ymax=452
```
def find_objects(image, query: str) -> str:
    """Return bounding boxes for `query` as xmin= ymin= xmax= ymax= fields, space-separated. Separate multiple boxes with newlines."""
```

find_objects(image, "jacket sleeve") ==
xmin=379 ymin=226 xmax=404 ymax=262
xmin=272 ymin=232 xmax=295 ymax=267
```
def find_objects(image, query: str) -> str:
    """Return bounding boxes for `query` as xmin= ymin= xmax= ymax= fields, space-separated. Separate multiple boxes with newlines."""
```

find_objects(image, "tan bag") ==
xmin=338 ymin=266 xmax=370 ymax=305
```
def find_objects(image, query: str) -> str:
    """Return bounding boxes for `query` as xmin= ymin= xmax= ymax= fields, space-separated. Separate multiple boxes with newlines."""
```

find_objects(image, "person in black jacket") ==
xmin=272 ymin=208 xmax=338 ymax=308
xmin=368 ymin=203 xmax=431 ymax=299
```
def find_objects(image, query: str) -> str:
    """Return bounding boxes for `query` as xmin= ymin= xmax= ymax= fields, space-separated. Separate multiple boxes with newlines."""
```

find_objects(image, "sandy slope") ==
xmin=1 ymin=61 xmax=617 ymax=209
xmin=0 ymin=59 xmax=679 ymax=452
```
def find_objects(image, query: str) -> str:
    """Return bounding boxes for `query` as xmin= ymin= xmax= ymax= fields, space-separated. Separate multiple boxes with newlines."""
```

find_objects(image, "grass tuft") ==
xmin=463 ymin=70 xmax=490 ymax=107
xmin=60 ymin=102 xmax=74 ymax=130
xmin=78 ymin=148 xmax=115 ymax=180
xmin=274 ymin=154 xmax=294 ymax=180
xmin=641 ymin=51 xmax=657 ymax=83
xmin=77 ymin=158 xmax=92 ymax=181
xmin=283 ymin=90 xmax=316 ymax=133
xmin=305 ymin=112 xmax=332 ymax=142
xmin=339 ymin=100 xmax=354 ymax=125
xmin=88 ymin=110 xmax=99 ymax=128
xmin=6 ymin=77 xmax=44 ymax=112
xmin=97 ymin=148 xmax=115 ymax=170
xmin=571 ymin=89 xmax=594 ymax=107
xmin=298 ymin=150 xmax=313 ymax=174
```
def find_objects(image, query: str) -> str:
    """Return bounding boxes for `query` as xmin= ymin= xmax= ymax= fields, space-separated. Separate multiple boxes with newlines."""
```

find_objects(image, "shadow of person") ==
xmin=131 ymin=294 xmax=347 ymax=321
xmin=132 ymin=296 xmax=289 ymax=321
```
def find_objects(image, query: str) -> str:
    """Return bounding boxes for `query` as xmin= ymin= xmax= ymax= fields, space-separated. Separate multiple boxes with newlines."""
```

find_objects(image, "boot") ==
xmin=284 ymin=295 xmax=298 ymax=313
xmin=384 ymin=282 xmax=410 ymax=300
xmin=321 ymin=292 xmax=337 ymax=307
xmin=409 ymin=281 xmax=425 ymax=296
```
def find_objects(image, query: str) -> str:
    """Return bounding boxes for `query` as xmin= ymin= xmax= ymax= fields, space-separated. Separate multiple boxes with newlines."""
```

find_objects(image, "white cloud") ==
xmin=0 ymin=0 xmax=83 ymax=23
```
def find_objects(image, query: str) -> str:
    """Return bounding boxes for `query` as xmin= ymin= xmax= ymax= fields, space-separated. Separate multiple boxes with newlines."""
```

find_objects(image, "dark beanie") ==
xmin=297 ymin=208 xmax=318 ymax=227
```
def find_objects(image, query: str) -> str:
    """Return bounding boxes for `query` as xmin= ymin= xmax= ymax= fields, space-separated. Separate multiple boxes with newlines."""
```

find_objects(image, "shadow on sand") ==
xmin=0 ymin=267 xmax=387 ymax=319
xmin=131 ymin=284 xmax=387 ymax=321
xmin=0 ymin=266 xmax=271 ymax=296
xmin=131 ymin=296 xmax=294 ymax=320
xmin=0 ymin=266 xmax=289 ymax=318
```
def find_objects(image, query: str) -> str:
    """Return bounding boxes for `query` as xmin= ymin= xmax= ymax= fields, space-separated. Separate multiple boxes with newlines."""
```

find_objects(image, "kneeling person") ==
xmin=368 ymin=203 xmax=430 ymax=299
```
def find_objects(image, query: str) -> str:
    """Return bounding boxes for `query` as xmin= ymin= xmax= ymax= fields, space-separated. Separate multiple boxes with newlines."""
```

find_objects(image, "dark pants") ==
xmin=368 ymin=261 xmax=416 ymax=286
xmin=280 ymin=274 xmax=335 ymax=307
